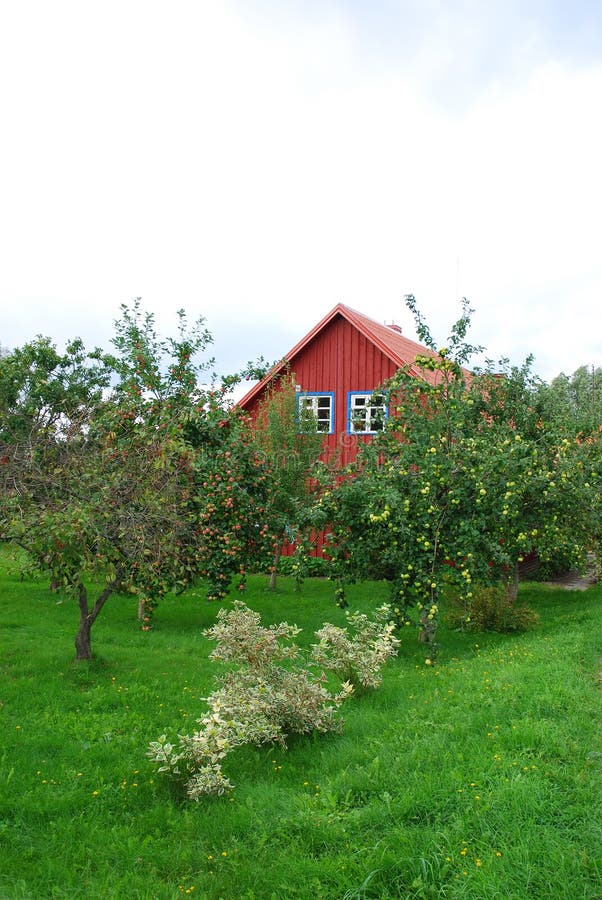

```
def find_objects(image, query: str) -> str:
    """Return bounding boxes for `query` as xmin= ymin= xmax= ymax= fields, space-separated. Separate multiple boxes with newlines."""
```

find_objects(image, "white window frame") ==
xmin=347 ymin=391 xmax=388 ymax=434
xmin=298 ymin=392 xmax=335 ymax=434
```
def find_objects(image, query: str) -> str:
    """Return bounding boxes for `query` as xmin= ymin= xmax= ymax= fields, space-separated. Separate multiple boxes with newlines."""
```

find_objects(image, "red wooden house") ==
xmin=237 ymin=302 xmax=442 ymax=467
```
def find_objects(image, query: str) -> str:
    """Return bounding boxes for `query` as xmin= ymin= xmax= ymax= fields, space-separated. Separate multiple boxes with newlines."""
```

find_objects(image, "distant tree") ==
xmin=0 ymin=335 xmax=112 ymax=444
xmin=537 ymin=365 xmax=602 ymax=436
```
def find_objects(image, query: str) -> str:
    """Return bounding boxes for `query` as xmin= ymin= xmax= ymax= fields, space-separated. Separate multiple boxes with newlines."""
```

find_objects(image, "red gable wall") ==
xmin=238 ymin=304 xmax=473 ymax=557
xmin=241 ymin=311 xmax=400 ymax=467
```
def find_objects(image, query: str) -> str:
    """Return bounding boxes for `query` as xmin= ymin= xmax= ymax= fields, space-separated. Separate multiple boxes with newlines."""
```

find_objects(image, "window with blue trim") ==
xmin=348 ymin=391 xmax=387 ymax=434
xmin=298 ymin=392 xmax=335 ymax=434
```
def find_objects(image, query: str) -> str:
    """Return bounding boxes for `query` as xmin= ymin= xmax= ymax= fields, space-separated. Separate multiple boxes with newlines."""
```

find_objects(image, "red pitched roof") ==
xmin=237 ymin=303 xmax=445 ymax=409
xmin=340 ymin=304 xmax=441 ymax=373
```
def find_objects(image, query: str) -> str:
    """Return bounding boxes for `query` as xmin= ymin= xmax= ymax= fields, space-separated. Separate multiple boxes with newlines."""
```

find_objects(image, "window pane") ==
xmin=349 ymin=392 xmax=386 ymax=433
xmin=299 ymin=394 xmax=332 ymax=433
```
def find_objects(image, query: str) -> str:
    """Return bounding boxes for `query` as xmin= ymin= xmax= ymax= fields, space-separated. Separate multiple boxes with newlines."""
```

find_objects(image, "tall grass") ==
xmin=1 ymin=549 xmax=601 ymax=898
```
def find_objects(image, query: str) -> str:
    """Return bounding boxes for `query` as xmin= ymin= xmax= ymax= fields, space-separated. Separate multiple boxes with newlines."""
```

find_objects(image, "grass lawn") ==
xmin=1 ymin=550 xmax=601 ymax=899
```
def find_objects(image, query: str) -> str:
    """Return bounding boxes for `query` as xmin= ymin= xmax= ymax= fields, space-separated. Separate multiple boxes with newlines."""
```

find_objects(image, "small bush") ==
xmin=446 ymin=585 xmax=540 ymax=633
xmin=276 ymin=553 xmax=332 ymax=579
xmin=148 ymin=601 xmax=397 ymax=799
xmin=312 ymin=605 xmax=400 ymax=689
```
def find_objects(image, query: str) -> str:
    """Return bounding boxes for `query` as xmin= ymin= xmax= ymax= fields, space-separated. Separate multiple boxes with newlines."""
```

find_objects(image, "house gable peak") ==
xmin=237 ymin=302 xmax=441 ymax=409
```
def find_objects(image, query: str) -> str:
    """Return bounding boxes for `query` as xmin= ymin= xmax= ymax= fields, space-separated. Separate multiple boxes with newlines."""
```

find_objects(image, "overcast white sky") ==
xmin=1 ymin=0 xmax=601 ymax=381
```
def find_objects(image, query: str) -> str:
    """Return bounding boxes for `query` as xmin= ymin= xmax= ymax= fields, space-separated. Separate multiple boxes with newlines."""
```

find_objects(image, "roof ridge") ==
xmin=237 ymin=302 xmax=446 ymax=409
xmin=338 ymin=304 xmax=440 ymax=370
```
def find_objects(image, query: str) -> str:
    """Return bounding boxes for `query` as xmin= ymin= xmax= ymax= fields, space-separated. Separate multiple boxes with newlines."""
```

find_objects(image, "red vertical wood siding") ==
xmin=298 ymin=316 xmax=398 ymax=466
xmin=244 ymin=313 xmax=399 ymax=468
xmin=242 ymin=313 xmax=402 ymax=555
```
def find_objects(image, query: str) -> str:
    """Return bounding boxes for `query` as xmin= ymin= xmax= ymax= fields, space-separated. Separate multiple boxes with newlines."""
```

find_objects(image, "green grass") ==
xmin=1 ymin=550 xmax=601 ymax=899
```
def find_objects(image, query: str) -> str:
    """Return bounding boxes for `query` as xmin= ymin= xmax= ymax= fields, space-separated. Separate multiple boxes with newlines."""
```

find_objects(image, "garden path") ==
xmin=545 ymin=554 xmax=598 ymax=591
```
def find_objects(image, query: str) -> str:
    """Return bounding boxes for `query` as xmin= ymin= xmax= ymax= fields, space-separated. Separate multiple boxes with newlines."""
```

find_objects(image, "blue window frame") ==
xmin=347 ymin=391 xmax=388 ymax=434
xmin=297 ymin=392 xmax=335 ymax=434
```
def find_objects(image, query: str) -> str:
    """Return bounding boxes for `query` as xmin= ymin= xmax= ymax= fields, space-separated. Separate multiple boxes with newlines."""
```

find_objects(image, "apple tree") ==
xmin=318 ymin=297 xmax=598 ymax=659
xmin=0 ymin=301 xmax=273 ymax=659
xmin=252 ymin=372 xmax=323 ymax=588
